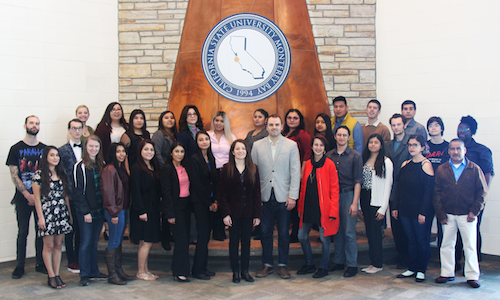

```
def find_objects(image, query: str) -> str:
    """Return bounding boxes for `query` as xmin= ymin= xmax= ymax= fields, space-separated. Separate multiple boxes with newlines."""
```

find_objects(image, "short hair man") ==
xmin=434 ymin=139 xmax=488 ymax=289
xmin=362 ymin=99 xmax=391 ymax=149
xmin=6 ymin=116 xmax=47 ymax=279
xmin=401 ymin=100 xmax=428 ymax=139
xmin=252 ymin=114 xmax=301 ymax=279
xmin=425 ymin=116 xmax=449 ymax=172
xmin=457 ymin=115 xmax=494 ymax=263
xmin=58 ymin=118 xmax=84 ymax=273
xmin=326 ymin=126 xmax=363 ymax=277
xmin=384 ymin=113 xmax=411 ymax=268
xmin=331 ymin=96 xmax=364 ymax=154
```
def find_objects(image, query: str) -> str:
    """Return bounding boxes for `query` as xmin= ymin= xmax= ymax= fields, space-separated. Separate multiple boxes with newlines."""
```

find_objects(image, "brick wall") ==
xmin=118 ymin=0 xmax=376 ymax=124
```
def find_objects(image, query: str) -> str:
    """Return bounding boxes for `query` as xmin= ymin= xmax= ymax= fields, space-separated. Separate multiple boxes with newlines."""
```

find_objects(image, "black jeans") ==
xmin=15 ymin=200 xmax=43 ymax=267
xmin=389 ymin=201 xmax=408 ymax=258
xmin=360 ymin=189 xmax=384 ymax=268
xmin=229 ymin=217 xmax=253 ymax=272
xmin=64 ymin=199 xmax=80 ymax=264
xmin=171 ymin=197 xmax=191 ymax=277
xmin=191 ymin=201 xmax=211 ymax=275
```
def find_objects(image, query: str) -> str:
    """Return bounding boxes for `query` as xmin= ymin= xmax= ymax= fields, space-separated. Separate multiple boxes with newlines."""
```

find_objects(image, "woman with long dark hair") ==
xmin=152 ymin=110 xmax=177 ymax=167
xmin=244 ymin=108 xmax=269 ymax=152
xmin=360 ymin=134 xmax=393 ymax=274
xmin=73 ymin=135 xmax=107 ymax=286
xmin=33 ymin=146 xmax=73 ymax=289
xmin=94 ymin=102 xmax=129 ymax=159
xmin=120 ymin=109 xmax=150 ymax=171
xmin=297 ymin=136 xmax=339 ymax=279
xmin=161 ymin=141 xmax=192 ymax=282
xmin=392 ymin=134 xmax=434 ymax=283
xmin=101 ymin=143 xmax=133 ymax=285
xmin=177 ymin=105 xmax=204 ymax=158
xmin=189 ymin=131 xmax=218 ymax=279
xmin=218 ymin=140 xmax=262 ymax=283
xmin=314 ymin=113 xmax=335 ymax=151
xmin=130 ymin=139 xmax=161 ymax=281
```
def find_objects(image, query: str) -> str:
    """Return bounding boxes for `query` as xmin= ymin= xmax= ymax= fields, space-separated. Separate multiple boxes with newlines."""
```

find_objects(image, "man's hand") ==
xmin=418 ymin=214 xmax=426 ymax=225
xmin=24 ymin=193 xmax=36 ymax=206
xmin=391 ymin=210 xmax=398 ymax=220
xmin=467 ymin=212 xmax=476 ymax=223
xmin=167 ymin=218 xmax=175 ymax=224
xmin=139 ymin=213 xmax=148 ymax=222
xmin=440 ymin=218 xmax=448 ymax=225
xmin=349 ymin=203 xmax=358 ymax=218
xmin=84 ymin=213 xmax=92 ymax=223
xmin=285 ymin=198 xmax=296 ymax=211
xmin=253 ymin=218 xmax=260 ymax=227
xmin=223 ymin=215 xmax=232 ymax=227
xmin=111 ymin=217 xmax=119 ymax=225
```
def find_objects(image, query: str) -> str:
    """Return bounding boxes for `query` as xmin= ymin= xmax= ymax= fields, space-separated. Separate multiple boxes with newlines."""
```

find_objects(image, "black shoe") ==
xmin=12 ymin=266 xmax=24 ymax=279
xmin=162 ymin=241 xmax=171 ymax=251
xmin=122 ymin=235 xmax=129 ymax=241
xmin=79 ymin=276 xmax=89 ymax=286
xmin=36 ymin=264 xmax=48 ymax=274
xmin=253 ymin=234 xmax=261 ymax=240
xmin=289 ymin=235 xmax=300 ymax=243
xmin=174 ymin=275 xmax=190 ymax=282
xmin=193 ymin=273 xmax=211 ymax=280
xmin=103 ymin=231 xmax=109 ymax=241
xmin=344 ymin=267 xmax=358 ymax=277
xmin=232 ymin=272 xmax=240 ymax=283
xmin=241 ymin=270 xmax=254 ymax=282
xmin=89 ymin=272 xmax=108 ymax=280
xmin=327 ymin=263 xmax=344 ymax=272
xmin=204 ymin=270 xmax=215 ymax=277
xmin=297 ymin=264 xmax=316 ymax=275
xmin=312 ymin=268 xmax=329 ymax=278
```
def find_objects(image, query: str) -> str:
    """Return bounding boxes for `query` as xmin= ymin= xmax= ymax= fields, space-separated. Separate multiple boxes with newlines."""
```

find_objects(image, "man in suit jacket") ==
xmin=59 ymin=118 xmax=84 ymax=274
xmin=385 ymin=113 xmax=411 ymax=269
xmin=251 ymin=114 xmax=301 ymax=279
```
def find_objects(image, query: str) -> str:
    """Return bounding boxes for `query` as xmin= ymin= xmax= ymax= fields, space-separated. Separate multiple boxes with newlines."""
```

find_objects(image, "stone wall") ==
xmin=118 ymin=0 xmax=376 ymax=124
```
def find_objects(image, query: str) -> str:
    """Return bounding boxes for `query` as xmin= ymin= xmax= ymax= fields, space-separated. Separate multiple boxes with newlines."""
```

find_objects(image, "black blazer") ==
xmin=177 ymin=131 xmax=196 ymax=158
xmin=189 ymin=150 xmax=218 ymax=207
xmin=161 ymin=162 xmax=191 ymax=219
xmin=218 ymin=164 xmax=262 ymax=219
xmin=130 ymin=163 xmax=161 ymax=216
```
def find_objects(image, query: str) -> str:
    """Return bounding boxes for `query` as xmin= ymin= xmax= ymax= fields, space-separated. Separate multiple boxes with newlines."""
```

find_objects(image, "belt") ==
xmin=340 ymin=187 xmax=354 ymax=193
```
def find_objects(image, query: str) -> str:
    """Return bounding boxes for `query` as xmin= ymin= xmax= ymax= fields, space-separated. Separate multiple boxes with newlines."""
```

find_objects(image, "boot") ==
xmin=115 ymin=245 xmax=134 ymax=281
xmin=105 ymin=248 xmax=126 ymax=285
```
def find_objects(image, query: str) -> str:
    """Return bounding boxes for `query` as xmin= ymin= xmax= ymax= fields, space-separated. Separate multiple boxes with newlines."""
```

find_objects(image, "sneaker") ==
xmin=415 ymin=272 xmax=425 ymax=282
xmin=297 ymin=264 xmax=316 ymax=275
xmin=364 ymin=266 xmax=383 ymax=274
xmin=79 ymin=276 xmax=89 ymax=286
xmin=67 ymin=262 xmax=80 ymax=274
xmin=36 ymin=264 xmax=48 ymax=274
xmin=397 ymin=270 xmax=415 ymax=278
xmin=89 ymin=272 xmax=108 ymax=281
xmin=12 ymin=266 xmax=24 ymax=279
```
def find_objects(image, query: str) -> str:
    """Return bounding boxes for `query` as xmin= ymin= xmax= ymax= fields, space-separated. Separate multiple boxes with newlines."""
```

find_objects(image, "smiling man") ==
xmin=362 ymin=99 xmax=391 ymax=150
xmin=331 ymin=96 xmax=363 ymax=154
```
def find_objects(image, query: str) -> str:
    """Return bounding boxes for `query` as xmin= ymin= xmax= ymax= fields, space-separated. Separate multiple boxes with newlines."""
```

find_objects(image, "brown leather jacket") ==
xmin=433 ymin=158 xmax=488 ymax=222
xmin=101 ymin=164 xmax=130 ymax=217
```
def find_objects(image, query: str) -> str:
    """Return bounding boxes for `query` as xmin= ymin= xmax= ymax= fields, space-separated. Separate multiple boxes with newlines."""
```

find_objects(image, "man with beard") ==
xmin=6 ymin=116 xmax=47 ymax=279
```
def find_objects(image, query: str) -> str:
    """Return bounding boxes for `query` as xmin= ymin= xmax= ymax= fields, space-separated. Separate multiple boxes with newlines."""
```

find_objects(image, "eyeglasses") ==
xmin=111 ymin=108 xmax=122 ymax=112
xmin=457 ymin=127 xmax=471 ymax=132
xmin=187 ymin=113 xmax=197 ymax=117
xmin=70 ymin=127 xmax=83 ymax=131
xmin=407 ymin=143 xmax=420 ymax=148
xmin=287 ymin=116 xmax=299 ymax=120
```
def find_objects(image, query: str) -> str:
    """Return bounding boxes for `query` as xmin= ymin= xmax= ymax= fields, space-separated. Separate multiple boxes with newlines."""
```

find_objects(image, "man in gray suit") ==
xmin=385 ymin=113 xmax=411 ymax=269
xmin=252 ymin=114 xmax=301 ymax=279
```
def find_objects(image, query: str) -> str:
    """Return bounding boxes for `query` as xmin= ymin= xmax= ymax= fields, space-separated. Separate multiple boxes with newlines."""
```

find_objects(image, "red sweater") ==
xmin=298 ymin=158 xmax=340 ymax=237
xmin=288 ymin=129 xmax=312 ymax=162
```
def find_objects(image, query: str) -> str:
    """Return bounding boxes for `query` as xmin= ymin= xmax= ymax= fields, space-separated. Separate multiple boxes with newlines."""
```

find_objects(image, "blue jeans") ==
xmin=400 ymin=215 xmax=432 ymax=273
xmin=298 ymin=223 xmax=331 ymax=269
xmin=261 ymin=191 xmax=290 ymax=266
xmin=104 ymin=210 xmax=126 ymax=249
xmin=78 ymin=212 xmax=104 ymax=277
xmin=332 ymin=190 xmax=358 ymax=267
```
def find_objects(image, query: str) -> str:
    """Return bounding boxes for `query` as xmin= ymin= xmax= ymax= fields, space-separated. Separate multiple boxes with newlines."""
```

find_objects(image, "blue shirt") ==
xmin=449 ymin=158 xmax=466 ymax=182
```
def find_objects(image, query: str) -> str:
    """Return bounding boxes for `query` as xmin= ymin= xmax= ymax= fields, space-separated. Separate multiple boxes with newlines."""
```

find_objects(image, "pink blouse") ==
xmin=208 ymin=131 xmax=237 ymax=169
xmin=175 ymin=166 xmax=190 ymax=197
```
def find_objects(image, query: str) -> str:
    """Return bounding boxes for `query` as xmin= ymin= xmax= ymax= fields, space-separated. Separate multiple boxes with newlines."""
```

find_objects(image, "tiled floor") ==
xmin=1 ymin=227 xmax=499 ymax=299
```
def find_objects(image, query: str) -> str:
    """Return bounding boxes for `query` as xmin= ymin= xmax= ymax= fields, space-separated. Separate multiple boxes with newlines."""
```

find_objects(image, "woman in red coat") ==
xmin=297 ymin=135 xmax=340 ymax=278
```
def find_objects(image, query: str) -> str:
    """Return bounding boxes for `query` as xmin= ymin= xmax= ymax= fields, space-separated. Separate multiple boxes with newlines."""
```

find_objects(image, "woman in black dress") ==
xmin=161 ymin=141 xmax=192 ymax=282
xmin=189 ymin=131 xmax=218 ymax=279
xmin=130 ymin=139 xmax=161 ymax=281
xmin=120 ymin=109 xmax=150 ymax=172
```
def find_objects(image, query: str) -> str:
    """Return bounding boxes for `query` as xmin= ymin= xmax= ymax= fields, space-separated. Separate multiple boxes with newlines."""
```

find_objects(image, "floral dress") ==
xmin=32 ymin=170 xmax=73 ymax=237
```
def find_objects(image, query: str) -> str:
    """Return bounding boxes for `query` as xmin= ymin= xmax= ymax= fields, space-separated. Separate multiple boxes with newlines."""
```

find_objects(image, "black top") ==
xmin=393 ymin=160 xmax=435 ymax=219
xmin=160 ymin=162 xmax=191 ymax=219
xmin=189 ymin=151 xmax=218 ymax=206
xmin=426 ymin=140 xmax=449 ymax=172
xmin=125 ymin=131 xmax=149 ymax=167
xmin=303 ymin=169 xmax=321 ymax=226
xmin=72 ymin=161 xmax=103 ymax=218
xmin=465 ymin=138 xmax=494 ymax=175
xmin=326 ymin=146 xmax=363 ymax=189
xmin=177 ymin=130 xmax=197 ymax=158
xmin=130 ymin=163 xmax=161 ymax=216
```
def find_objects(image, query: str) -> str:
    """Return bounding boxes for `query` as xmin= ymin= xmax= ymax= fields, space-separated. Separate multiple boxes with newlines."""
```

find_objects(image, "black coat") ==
xmin=189 ymin=150 xmax=218 ymax=207
xmin=160 ymin=162 xmax=191 ymax=219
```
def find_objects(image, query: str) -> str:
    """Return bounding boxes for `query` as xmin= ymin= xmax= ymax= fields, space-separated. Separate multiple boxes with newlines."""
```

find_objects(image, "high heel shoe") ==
xmin=47 ymin=276 xmax=61 ymax=289
xmin=173 ymin=275 xmax=190 ymax=282
xmin=54 ymin=276 xmax=66 ymax=288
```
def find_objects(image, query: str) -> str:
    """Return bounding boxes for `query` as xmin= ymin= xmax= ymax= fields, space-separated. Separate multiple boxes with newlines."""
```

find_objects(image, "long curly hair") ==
xmin=39 ymin=146 xmax=69 ymax=198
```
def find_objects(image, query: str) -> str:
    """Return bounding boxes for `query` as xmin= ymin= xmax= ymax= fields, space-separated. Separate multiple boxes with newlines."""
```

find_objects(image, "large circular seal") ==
xmin=201 ymin=13 xmax=291 ymax=103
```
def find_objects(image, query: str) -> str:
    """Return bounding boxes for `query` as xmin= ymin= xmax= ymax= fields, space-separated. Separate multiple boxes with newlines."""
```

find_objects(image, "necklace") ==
xmin=238 ymin=0 xmax=257 ymax=13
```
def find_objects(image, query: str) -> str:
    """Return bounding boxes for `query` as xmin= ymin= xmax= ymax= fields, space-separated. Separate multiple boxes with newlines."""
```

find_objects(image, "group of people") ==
xmin=6 ymin=96 xmax=492 ymax=290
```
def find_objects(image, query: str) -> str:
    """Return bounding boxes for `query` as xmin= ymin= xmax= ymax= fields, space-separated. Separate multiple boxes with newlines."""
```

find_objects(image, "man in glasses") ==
xmin=59 ymin=118 xmax=85 ymax=274
xmin=331 ymin=96 xmax=363 ymax=154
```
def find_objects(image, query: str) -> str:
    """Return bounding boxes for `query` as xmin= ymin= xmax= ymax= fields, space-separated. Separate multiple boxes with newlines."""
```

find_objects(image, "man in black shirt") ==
xmin=6 ymin=116 xmax=46 ymax=279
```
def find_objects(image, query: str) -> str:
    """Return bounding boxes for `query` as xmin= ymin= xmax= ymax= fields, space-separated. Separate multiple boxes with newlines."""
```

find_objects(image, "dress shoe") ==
xmin=79 ymin=276 xmax=89 ymax=286
xmin=204 ymin=270 xmax=215 ymax=277
xmin=232 ymin=272 xmax=240 ymax=283
xmin=415 ymin=272 xmax=425 ymax=282
xmin=12 ymin=266 xmax=24 ymax=279
xmin=467 ymin=280 xmax=480 ymax=288
xmin=327 ymin=263 xmax=345 ymax=272
xmin=435 ymin=276 xmax=455 ymax=283
xmin=173 ymin=275 xmax=190 ymax=282
xmin=36 ymin=264 xmax=48 ymax=274
xmin=312 ymin=268 xmax=329 ymax=278
xmin=344 ymin=267 xmax=358 ymax=277
xmin=193 ymin=273 xmax=211 ymax=280
xmin=278 ymin=266 xmax=291 ymax=279
xmin=89 ymin=272 xmax=108 ymax=280
xmin=297 ymin=264 xmax=316 ymax=275
xmin=256 ymin=266 xmax=273 ymax=278
xmin=397 ymin=270 xmax=415 ymax=278
xmin=241 ymin=270 xmax=254 ymax=282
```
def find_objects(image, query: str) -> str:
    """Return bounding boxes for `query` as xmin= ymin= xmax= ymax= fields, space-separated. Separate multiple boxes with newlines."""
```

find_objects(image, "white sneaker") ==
xmin=364 ymin=266 xmax=383 ymax=274
xmin=361 ymin=265 xmax=374 ymax=272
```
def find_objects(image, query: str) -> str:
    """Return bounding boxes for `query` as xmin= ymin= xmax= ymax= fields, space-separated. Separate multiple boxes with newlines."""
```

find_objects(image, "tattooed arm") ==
xmin=9 ymin=165 xmax=35 ymax=206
